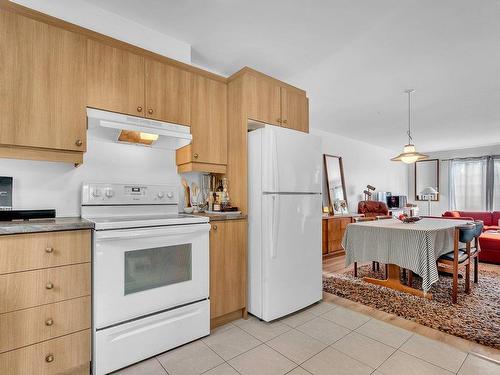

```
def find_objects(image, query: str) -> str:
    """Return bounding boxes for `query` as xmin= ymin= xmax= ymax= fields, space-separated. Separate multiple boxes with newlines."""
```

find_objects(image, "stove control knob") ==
xmin=92 ymin=188 xmax=102 ymax=198
xmin=105 ymin=188 xmax=115 ymax=198
xmin=167 ymin=192 xmax=174 ymax=199
xmin=157 ymin=192 xmax=165 ymax=199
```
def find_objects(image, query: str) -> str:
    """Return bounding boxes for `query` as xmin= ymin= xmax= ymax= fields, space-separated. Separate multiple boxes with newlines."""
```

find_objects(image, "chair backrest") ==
xmin=473 ymin=220 xmax=484 ymax=237
xmin=357 ymin=201 xmax=389 ymax=217
xmin=457 ymin=224 xmax=476 ymax=243
xmin=354 ymin=216 xmax=376 ymax=223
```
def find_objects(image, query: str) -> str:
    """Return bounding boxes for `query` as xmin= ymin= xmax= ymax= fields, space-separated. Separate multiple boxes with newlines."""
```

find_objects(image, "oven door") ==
xmin=93 ymin=223 xmax=210 ymax=329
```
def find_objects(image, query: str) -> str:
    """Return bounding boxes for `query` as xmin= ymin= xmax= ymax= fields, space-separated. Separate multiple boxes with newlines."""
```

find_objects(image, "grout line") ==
xmin=455 ymin=353 xmax=469 ymax=375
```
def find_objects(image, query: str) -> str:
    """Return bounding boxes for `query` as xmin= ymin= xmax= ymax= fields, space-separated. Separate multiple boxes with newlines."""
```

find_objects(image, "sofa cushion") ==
xmin=484 ymin=226 xmax=500 ymax=232
xmin=458 ymin=211 xmax=493 ymax=226
xmin=443 ymin=211 xmax=461 ymax=218
xmin=493 ymin=211 xmax=500 ymax=226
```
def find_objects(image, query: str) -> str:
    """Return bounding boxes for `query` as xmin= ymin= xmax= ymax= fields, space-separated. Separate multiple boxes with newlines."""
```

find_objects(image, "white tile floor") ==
xmin=112 ymin=301 xmax=500 ymax=375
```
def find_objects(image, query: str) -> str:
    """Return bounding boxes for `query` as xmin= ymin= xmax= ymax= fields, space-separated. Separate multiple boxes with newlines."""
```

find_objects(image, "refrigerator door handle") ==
xmin=271 ymin=131 xmax=279 ymax=192
xmin=270 ymin=195 xmax=279 ymax=259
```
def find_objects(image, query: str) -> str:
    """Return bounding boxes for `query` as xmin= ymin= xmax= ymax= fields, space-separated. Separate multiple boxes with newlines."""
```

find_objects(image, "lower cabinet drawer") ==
xmin=0 ymin=329 xmax=90 ymax=375
xmin=0 ymin=263 xmax=91 ymax=314
xmin=0 ymin=296 xmax=91 ymax=353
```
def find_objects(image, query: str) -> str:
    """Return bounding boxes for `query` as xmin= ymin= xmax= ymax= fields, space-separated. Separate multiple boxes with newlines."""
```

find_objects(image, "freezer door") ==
xmin=261 ymin=126 xmax=322 ymax=193
xmin=261 ymin=193 xmax=322 ymax=321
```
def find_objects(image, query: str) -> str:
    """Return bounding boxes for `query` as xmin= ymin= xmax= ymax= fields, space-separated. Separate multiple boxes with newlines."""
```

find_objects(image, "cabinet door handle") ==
xmin=45 ymin=282 xmax=54 ymax=290
xmin=75 ymin=139 xmax=83 ymax=147
xmin=283 ymin=119 xmax=288 ymax=124
xmin=194 ymin=153 xmax=199 ymax=159
xmin=45 ymin=247 xmax=54 ymax=254
xmin=276 ymin=118 xmax=282 ymax=123
xmin=45 ymin=318 xmax=54 ymax=326
xmin=212 ymin=225 xmax=218 ymax=231
xmin=45 ymin=354 xmax=54 ymax=363
xmin=148 ymin=108 xmax=154 ymax=115
xmin=137 ymin=106 xmax=143 ymax=113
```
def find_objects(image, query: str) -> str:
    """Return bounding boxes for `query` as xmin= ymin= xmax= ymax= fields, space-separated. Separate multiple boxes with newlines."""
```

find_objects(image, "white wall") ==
xmin=0 ymin=139 xmax=181 ymax=217
xmin=11 ymin=0 xmax=191 ymax=63
xmin=408 ymin=144 xmax=500 ymax=215
xmin=312 ymin=129 xmax=408 ymax=212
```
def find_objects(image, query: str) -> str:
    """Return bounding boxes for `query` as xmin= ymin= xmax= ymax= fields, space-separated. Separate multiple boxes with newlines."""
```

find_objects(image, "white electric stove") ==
xmin=81 ymin=183 xmax=210 ymax=375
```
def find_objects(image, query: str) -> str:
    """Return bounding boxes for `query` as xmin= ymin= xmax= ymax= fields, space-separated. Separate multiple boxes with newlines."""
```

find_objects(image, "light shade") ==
xmin=420 ymin=187 xmax=438 ymax=195
xmin=391 ymin=144 xmax=429 ymax=164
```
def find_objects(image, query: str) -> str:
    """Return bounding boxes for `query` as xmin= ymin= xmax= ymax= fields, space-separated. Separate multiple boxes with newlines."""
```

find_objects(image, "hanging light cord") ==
xmin=407 ymin=89 xmax=413 ymax=144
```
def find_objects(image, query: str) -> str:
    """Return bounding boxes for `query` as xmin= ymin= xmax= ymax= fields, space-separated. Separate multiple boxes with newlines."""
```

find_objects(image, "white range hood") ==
xmin=87 ymin=108 xmax=192 ymax=150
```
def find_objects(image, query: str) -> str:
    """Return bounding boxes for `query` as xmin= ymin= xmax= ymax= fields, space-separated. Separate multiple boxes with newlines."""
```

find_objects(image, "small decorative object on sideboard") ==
xmin=363 ymin=185 xmax=376 ymax=201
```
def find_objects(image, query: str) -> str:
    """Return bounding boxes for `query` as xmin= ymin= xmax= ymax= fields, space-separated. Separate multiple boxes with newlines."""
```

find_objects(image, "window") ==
xmin=449 ymin=156 xmax=500 ymax=211
xmin=449 ymin=158 xmax=487 ymax=211
xmin=494 ymin=157 xmax=500 ymax=210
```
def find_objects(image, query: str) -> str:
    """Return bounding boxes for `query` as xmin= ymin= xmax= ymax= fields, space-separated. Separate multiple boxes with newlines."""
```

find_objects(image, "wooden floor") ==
xmin=322 ymin=255 xmax=500 ymax=362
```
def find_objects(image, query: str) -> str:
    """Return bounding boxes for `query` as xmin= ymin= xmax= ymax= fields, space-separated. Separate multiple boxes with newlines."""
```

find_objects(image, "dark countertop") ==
xmin=195 ymin=213 xmax=248 ymax=222
xmin=0 ymin=217 xmax=94 ymax=235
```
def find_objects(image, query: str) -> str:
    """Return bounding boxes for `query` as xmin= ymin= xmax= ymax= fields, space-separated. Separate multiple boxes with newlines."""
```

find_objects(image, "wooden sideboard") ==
xmin=322 ymin=215 xmax=359 ymax=257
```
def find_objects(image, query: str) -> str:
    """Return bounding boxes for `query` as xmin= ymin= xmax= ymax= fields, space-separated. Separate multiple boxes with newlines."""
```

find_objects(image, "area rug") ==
xmin=323 ymin=265 xmax=500 ymax=349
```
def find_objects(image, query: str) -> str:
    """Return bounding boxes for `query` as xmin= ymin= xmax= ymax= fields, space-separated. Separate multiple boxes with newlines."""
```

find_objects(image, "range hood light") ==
xmin=139 ymin=132 xmax=159 ymax=141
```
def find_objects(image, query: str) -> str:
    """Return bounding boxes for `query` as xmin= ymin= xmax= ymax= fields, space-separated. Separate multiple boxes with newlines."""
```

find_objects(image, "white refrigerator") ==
xmin=248 ymin=125 xmax=322 ymax=322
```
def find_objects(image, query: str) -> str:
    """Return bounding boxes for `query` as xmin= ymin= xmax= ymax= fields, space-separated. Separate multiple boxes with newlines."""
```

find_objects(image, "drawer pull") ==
xmin=45 ymin=354 xmax=54 ymax=363
xmin=45 ymin=282 xmax=54 ymax=290
xmin=45 ymin=318 xmax=54 ymax=326
xmin=45 ymin=247 xmax=54 ymax=253
xmin=148 ymin=108 xmax=154 ymax=115
xmin=212 ymin=224 xmax=218 ymax=231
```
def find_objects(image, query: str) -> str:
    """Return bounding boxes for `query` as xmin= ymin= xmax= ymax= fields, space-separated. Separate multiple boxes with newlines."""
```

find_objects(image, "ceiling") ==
xmin=85 ymin=0 xmax=500 ymax=152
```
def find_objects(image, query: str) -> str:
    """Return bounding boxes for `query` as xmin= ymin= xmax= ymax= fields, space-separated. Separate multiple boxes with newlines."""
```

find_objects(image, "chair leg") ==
xmin=408 ymin=270 xmax=413 ymax=287
xmin=402 ymin=268 xmax=407 ymax=280
xmin=377 ymin=262 xmax=380 ymax=271
xmin=474 ymin=257 xmax=479 ymax=283
xmin=385 ymin=264 xmax=388 ymax=278
xmin=372 ymin=261 xmax=376 ymax=271
xmin=354 ymin=262 xmax=358 ymax=277
xmin=465 ymin=263 xmax=471 ymax=293
xmin=452 ymin=270 xmax=458 ymax=304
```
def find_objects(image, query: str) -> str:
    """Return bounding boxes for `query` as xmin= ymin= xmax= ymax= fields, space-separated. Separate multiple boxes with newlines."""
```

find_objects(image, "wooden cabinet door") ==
xmin=145 ymin=59 xmax=191 ymax=125
xmin=0 ymin=11 xmax=86 ymax=152
xmin=189 ymin=75 xmax=227 ymax=165
xmin=244 ymin=74 xmax=281 ymax=126
xmin=209 ymin=220 xmax=247 ymax=319
xmin=281 ymin=87 xmax=309 ymax=133
xmin=86 ymin=39 xmax=145 ymax=117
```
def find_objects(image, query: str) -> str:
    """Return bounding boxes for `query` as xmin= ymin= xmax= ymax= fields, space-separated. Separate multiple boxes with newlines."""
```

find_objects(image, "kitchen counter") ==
xmin=195 ymin=213 xmax=247 ymax=222
xmin=0 ymin=217 xmax=94 ymax=235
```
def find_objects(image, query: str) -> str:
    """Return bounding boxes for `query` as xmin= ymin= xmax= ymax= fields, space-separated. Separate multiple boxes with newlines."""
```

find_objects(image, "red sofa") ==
xmin=442 ymin=211 xmax=500 ymax=264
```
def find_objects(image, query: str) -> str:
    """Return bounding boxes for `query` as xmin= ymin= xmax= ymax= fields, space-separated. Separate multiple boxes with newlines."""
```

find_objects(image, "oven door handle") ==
xmin=95 ymin=223 xmax=211 ymax=241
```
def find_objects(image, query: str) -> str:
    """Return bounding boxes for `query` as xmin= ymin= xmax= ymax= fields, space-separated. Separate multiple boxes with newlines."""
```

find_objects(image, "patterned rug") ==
xmin=323 ymin=264 xmax=500 ymax=349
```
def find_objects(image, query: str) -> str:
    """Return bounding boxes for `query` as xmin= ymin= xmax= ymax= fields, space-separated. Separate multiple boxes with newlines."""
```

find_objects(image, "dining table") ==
xmin=342 ymin=217 xmax=471 ymax=299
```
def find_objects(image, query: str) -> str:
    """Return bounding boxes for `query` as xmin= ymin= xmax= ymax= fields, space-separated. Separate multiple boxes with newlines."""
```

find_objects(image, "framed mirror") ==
xmin=324 ymin=154 xmax=348 ymax=214
xmin=415 ymin=159 xmax=439 ymax=201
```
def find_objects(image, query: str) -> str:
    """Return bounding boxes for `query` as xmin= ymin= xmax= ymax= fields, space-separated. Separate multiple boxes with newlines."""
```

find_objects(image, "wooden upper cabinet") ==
xmin=209 ymin=220 xmax=247 ymax=320
xmin=145 ymin=59 xmax=191 ymax=125
xmin=0 ymin=11 xmax=86 ymax=152
xmin=244 ymin=74 xmax=281 ymax=126
xmin=189 ymin=75 xmax=227 ymax=165
xmin=86 ymin=39 xmax=145 ymax=117
xmin=281 ymin=87 xmax=309 ymax=133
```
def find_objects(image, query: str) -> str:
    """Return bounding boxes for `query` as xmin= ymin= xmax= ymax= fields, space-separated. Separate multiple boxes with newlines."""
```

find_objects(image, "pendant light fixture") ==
xmin=391 ymin=89 xmax=428 ymax=163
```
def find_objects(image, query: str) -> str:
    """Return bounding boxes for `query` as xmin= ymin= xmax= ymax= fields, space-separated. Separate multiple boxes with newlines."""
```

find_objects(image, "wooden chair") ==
xmin=437 ymin=223 xmax=476 ymax=304
xmin=352 ymin=216 xmax=376 ymax=277
xmin=471 ymin=220 xmax=483 ymax=283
